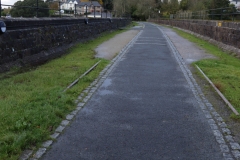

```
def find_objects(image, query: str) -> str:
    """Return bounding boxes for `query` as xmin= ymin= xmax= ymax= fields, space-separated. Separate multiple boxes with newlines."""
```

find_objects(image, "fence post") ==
xmin=221 ymin=8 xmax=223 ymax=20
xmin=36 ymin=0 xmax=38 ymax=17
xmin=85 ymin=5 xmax=87 ymax=18
xmin=74 ymin=4 xmax=76 ymax=17
xmin=59 ymin=1 xmax=61 ymax=17
xmin=232 ymin=6 xmax=235 ymax=21
xmin=0 ymin=0 xmax=1 ymax=18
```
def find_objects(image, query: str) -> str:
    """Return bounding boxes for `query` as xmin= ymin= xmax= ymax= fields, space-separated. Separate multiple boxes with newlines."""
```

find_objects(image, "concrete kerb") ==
xmin=195 ymin=65 xmax=239 ymax=116
xmin=156 ymin=25 xmax=240 ymax=160
xmin=19 ymin=30 xmax=143 ymax=160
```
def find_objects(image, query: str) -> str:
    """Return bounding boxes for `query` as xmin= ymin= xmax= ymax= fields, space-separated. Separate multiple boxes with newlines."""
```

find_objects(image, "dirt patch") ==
xmin=95 ymin=30 xmax=140 ymax=60
xmin=162 ymin=27 xmax=216 ymax=64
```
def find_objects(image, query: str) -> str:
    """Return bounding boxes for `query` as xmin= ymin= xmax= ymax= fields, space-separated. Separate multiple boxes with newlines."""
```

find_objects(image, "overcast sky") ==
xmin=2 ymin=0 xmax=18 ymax=6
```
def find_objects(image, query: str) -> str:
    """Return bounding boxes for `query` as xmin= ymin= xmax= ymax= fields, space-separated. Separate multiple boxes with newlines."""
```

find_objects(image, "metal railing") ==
xmin=171 ymin=7 xmax=240 ymax=21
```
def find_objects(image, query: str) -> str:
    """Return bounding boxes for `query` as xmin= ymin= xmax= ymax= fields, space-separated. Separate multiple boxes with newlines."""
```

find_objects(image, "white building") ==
xmin=230 ymin=0 xmax=240 ymax=7
xmin=60 ymin=0 xmax=102 ymax=15
xmin=61 ymin=0 xmax=80 ymax=11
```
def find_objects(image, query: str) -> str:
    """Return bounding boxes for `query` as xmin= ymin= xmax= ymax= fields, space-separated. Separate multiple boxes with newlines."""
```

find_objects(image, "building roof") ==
xmin=61 ymin=0 xmax=102 ymax=8
xmin=65 ymin=0 xmax=81 ymax=4
xmin=79 ymin=1 xmax=101 ymax=7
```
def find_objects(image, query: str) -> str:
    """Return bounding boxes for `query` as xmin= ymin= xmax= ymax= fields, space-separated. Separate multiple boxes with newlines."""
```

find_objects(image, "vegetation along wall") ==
xmin=152 ymin=19 xmax=240 ymax=56
xmin=0 ymin=18 xmax=131 ymax=73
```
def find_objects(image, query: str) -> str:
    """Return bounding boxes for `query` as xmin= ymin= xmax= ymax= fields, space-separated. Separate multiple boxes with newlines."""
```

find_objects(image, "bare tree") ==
xmin=113 ymin=0 xmax=156 ymax=19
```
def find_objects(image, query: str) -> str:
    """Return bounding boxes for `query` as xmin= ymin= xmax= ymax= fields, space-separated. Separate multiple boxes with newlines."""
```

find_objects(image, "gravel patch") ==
xmin=95 ymin=30 xmax=139 ymax=60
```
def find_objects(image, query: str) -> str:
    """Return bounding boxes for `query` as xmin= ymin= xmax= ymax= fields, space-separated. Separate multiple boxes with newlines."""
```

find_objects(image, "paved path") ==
xmin=42 ymin=23 xmax=230 ymax=159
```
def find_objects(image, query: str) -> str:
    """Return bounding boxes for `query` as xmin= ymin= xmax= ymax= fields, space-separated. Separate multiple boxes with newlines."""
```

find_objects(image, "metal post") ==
xmin=94 ymin=6 xmax=95 ymax=18
xmin=221 ymin=9 xmax=223 ymax=20
xmin=59 ymin=1 xmax=61 ymax=17
xmin=85 ymin=5 xmax=87 ymax=18
xmin=75 ymin=4 xmax=76 ymax=17
xmin=0 ymin=0 xmax=1 ymax=18
xmin=36 ymin=0 xmax=38 ymax=17
xmin=231 ymin=6 xmax=234 ymax=21
xmin=106 ymin=10 xmax=107 ymax=18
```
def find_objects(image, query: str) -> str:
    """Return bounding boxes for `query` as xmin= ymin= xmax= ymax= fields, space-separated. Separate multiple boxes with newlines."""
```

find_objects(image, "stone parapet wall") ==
xmin=151 ymin=19 xmax=240 ymax=52
xmin=0 ymin=18 xmax=131 ymax=72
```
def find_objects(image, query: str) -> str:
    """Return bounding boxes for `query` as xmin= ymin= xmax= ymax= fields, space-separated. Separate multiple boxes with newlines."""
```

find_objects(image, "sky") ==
xmin=2 ymin=0 xmax=19 ymax=7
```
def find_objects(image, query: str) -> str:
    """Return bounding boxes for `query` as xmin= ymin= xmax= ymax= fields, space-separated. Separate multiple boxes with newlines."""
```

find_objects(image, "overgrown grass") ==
xmin=0 ymin=24 xmax=134 ymax=160
xmin=171 ymin=27 xmax=240 ymax=117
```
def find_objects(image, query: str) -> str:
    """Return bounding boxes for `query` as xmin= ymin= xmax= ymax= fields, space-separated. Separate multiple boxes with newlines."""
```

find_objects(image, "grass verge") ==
xmin=0 ymin=23 xmax=134 ymax=160
xmin=171 ymin=27 xmax=240 ymax=118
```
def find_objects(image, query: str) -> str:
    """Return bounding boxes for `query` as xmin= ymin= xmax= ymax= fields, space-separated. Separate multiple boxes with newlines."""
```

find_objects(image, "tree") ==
xmin=2 ymin=7 xmax=11 ymax=16
xmin=208 ymin=0 xmax=230 ymax=19
xmin=208 ymin=0 xmax=229 ymax=9
xmin=169 ymin=0 xmax=179 ymax=14
xmin=180 ymin=0 xmax=189 ymax=11
xmin=189 ymin=0 xmax=206 ymax=11
xmin=10 ymin=0 xmax=49 ymax=17
xmin=159 ymin=0 xmax=179 ymax=17
xmin=103 ymin=0 xmax=113 ymax=10
xmin=48 ymin=2 xmax=58 ymax=10
xmin=113 ymin=0 xmax=159 ymax=19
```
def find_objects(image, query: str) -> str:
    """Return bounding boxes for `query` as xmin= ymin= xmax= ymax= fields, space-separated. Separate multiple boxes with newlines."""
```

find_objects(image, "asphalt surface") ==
xmin=42 ymin=23 xmax=225 ymax=160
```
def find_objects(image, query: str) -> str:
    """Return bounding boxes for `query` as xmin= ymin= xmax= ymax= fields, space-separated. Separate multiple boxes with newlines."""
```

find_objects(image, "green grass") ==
xmin=0 ymin=24 xmax=134 ymax=160
xmin=171 ymin=27 xmax=240 ymax=117
xmin=132 ymin=21 xmax=139 ymax=26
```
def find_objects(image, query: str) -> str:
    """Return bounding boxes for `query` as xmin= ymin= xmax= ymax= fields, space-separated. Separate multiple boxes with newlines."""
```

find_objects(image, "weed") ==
xmin=214 ymin=81 xmax=225 ymax=92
